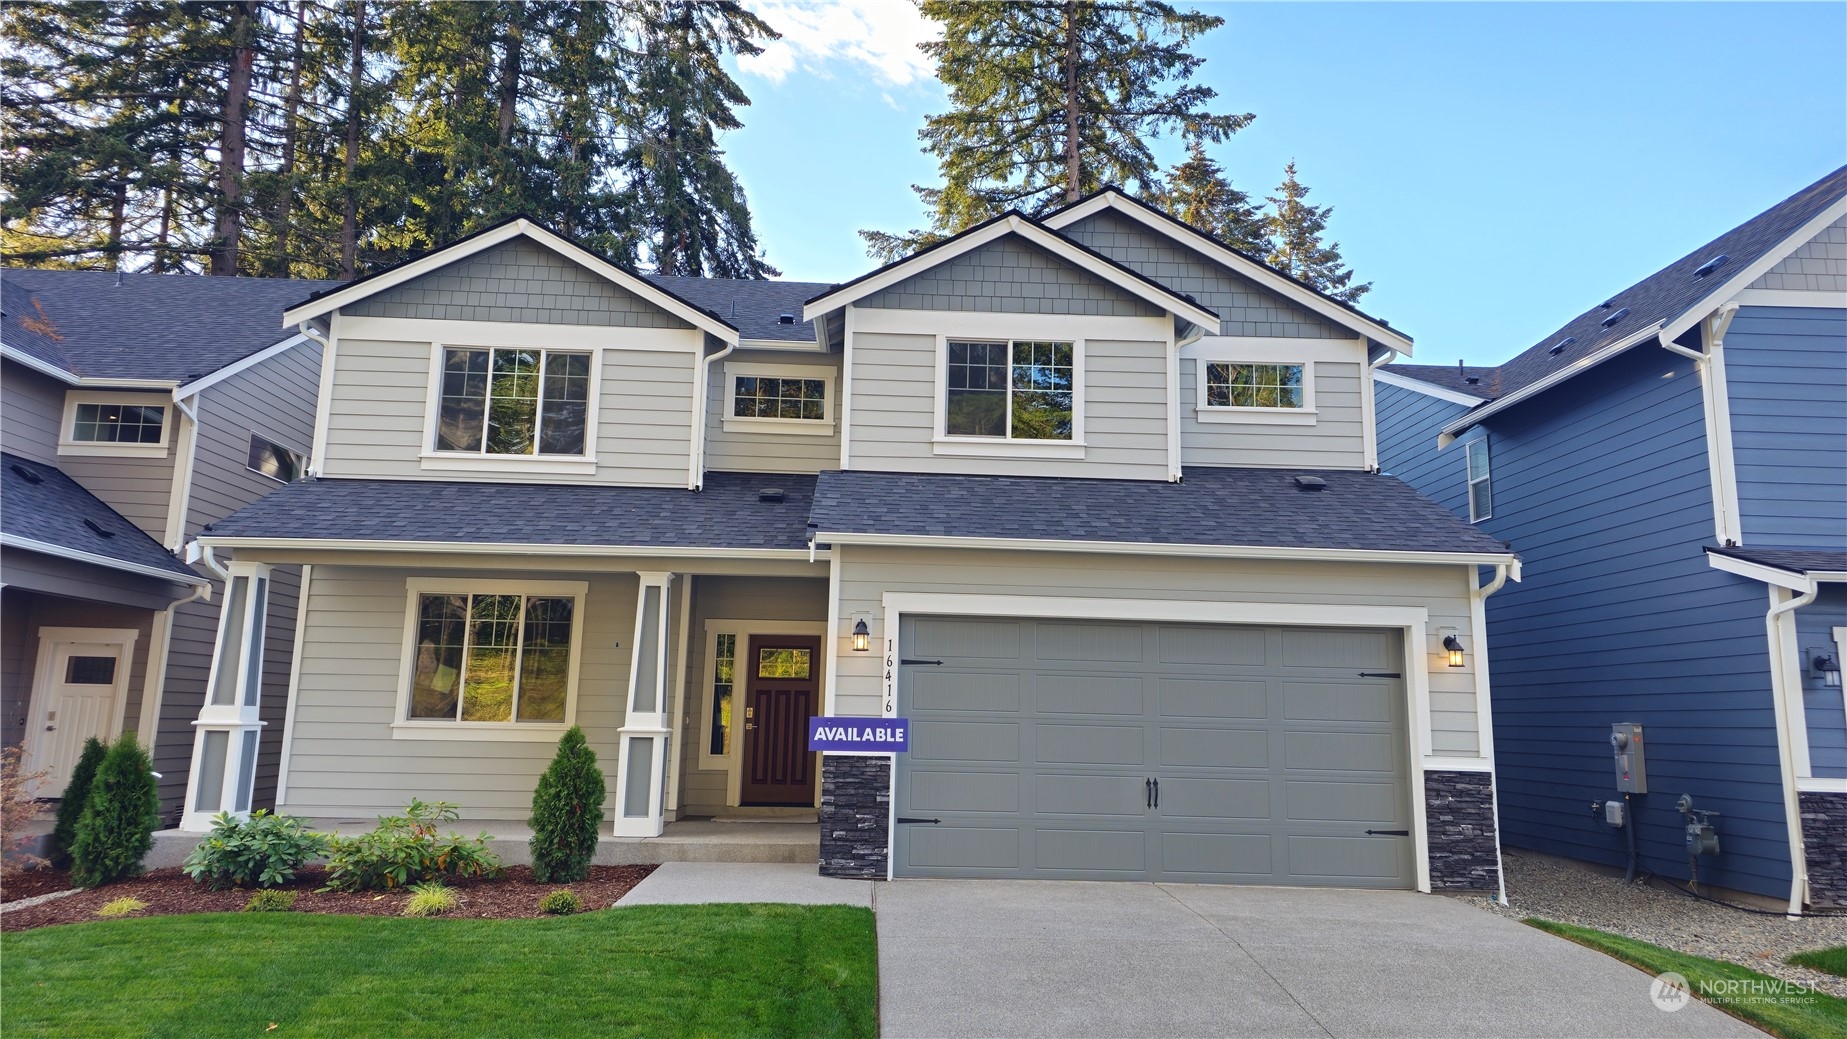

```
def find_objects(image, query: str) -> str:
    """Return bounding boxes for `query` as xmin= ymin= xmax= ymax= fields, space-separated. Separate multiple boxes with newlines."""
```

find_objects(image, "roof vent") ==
xmin=758 ymin=487 xmax=786 ymax=504
xmin=1548 ymin=336 xmax=1577 ymax=356
xmin=1693 ymin=254 xmax=1729 ymax=278
xmin=1600 ymin=307 xmax=1631 ymax=329
xmin=10 ymin=464 xmax=42 ymax=485
xmin=83 ymin=518 xmax=116 ymax=539
xmin=778 ymin=313 xmax=795 ymax=325
xmin=1465 ymin=376 xmax=1481 ymax=385
xmin=1293 ymin=475 xmax=1327 ymax=491
xmin=1600 ymin=300 xmax=1615 ymax=310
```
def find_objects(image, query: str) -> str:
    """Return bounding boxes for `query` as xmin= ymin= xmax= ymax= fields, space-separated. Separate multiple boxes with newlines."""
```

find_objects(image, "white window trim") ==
xmin=697 ymin=620 xmax=828 ymax=804
xmin=245 ymin=431 xmax=310 ymax=485
xmin=1193 ymin=357 xmax=1317 ymax=426
xmin=392 ymin=576 xmax=589 ymax=742
xmin=1466 ymin=438 xmax=1493 ymax=524
xmin=418 ymin=341 xmax=602 ymax=474
xmin=721 ymin=361 xmax=836 ymax=436
xmin=931 ymin=334 xmax=1087 ymax=455
xmin=58 ymin=390 xmax=173 ymax=457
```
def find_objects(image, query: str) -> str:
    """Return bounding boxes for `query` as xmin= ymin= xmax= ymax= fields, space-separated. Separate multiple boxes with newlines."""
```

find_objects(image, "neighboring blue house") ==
xmin=1375 ymin=167 xmax=1847 ymax=911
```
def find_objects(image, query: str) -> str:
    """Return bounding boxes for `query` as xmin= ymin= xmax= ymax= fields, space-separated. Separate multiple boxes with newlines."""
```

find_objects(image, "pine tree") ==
xmin=862 ymin=0 xmax=1251 ymax=261
xmin=1159 ymin=140 xmax=1267 ymax=255
xmin=528 ymin=726 xmax=605 ymax=883
xmin=1263 ymin=160 xmax=1371 ymax=304
xmin=68 ymin=732 xmax=161 ymax=889
xmin=50 ymin=737 xmax=108 ymax=870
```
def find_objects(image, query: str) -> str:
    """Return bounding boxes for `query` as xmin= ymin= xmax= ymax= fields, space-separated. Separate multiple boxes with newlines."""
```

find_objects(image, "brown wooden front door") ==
xmin=740 ymin=635 xmax=822 ymax=806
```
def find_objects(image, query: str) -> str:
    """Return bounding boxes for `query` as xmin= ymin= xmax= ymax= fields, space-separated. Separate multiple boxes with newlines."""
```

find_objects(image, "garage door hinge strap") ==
xmin=900 ymin=659 xmax=943 ymax=666
xmin=895 ymin=817 xmax=941 ymax=824
xmin=1365 ymin=829 xmax=1410 ymax=836
xmin=1358 ymin=672 xmax=1402 ymax=678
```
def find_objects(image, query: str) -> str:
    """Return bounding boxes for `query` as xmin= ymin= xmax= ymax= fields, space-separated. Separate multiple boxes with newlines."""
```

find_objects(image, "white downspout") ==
xmin=187 ymin=540 xmax=232 ymax=583
xmin=1472 ymin=559 xmax=1517 ymax=905
xmin=1363 ymin=346 xmax=1400 ymax=473
xmin=689 ymin=338 xmax=738 ymax=490
xmin=1766 ymin=581 xmax=1819 ymax=917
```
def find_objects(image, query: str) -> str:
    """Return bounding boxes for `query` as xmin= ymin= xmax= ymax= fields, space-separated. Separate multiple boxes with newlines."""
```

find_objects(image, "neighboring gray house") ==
xmin=0 ymin=269 xmax=335 ymax=821
xmin=190 ymin=202 xmax=1520 ymax=893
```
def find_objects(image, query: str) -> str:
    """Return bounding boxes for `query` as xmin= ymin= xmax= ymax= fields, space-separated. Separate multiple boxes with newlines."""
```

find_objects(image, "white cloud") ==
xmin=740 ymin=0 xmax=939 ymax=87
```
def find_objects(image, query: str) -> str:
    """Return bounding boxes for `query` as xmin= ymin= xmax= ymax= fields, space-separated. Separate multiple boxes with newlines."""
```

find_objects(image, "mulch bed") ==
xmin=0 ymin=863 xmax=656 ymax=933
xmin=0 ymin=867 xmax=77 ymax=903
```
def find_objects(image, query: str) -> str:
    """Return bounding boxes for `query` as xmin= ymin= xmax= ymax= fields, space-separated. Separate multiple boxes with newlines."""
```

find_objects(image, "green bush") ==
xmin=94 ymin=896 xmax=147 ymax=918
xmin=538 ymin=889 xmax=581 ymax=916
xmin=183 ymin=810 xmax=329 ymax=889
xmin=69 ymin=733 xmax=160 ymax=889
xmin=242 ymin=889 xmax=298 ymax=913
xmin=321 ymin=800 xmax=500 ymax=892
xmin=50 ymin=738 xmax=107 ymax=869
xmin=402 ymin=882 xmax=458 ymax=917
xmin=528 ymin=726 xmax=605 ymax=883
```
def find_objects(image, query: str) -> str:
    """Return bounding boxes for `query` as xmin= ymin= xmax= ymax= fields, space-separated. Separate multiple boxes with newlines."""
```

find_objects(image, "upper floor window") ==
xmin=435 ymin=347 xmax=592 ymax=457
xmin=59 ymin=391 xmax=171 ymax=457
xmin=722 ymin=362 xmax=835 ymax=435
xmin=944 ymin=339 xmax=1074 ymax=441
xmin=247 ymin=433 xmax=307 ymax=483
xmin=1466 ymin=438 xmax=1492 ymax=523
xmin=1193 ymin=357 xmax=1317 ymax=426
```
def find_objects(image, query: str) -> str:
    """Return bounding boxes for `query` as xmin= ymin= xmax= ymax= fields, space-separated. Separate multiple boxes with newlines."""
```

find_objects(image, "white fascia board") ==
xmin=1440 ymin=322 xmax=1665 ymax=438
xmin=1665 ymin=194 xmax=1847 ymax=345
xmin=1374 ymin=368 xmax=1484 ymax=407
xmin=1 ymin=344 xmax=179 ymax=390
xmin=1043 ymin=192 xmax=1415 ymax=354
xmin=814 ymin=529 xmax=1515 ymax=567
xmin=1705 ymin=551 xmax=1820 ymax=591
xmin=1730 ymin=287 xmax=1847 ymax=309
xmin=801 ymin=215 xmax=1220 ymax=330
xmin=1 ymin=534 xmax=208 ymax=586
xmin=192 ymin=534 xmax=818 ymax=562
xmin=174 ymin=333 xmax=312 ymax=401
xmin=280 ymin=220 xmax=740 ymax=344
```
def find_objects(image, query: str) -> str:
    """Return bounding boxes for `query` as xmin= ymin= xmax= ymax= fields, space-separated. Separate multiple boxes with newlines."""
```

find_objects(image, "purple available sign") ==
xmin=808 ymin=716 xmax=909 ymax=753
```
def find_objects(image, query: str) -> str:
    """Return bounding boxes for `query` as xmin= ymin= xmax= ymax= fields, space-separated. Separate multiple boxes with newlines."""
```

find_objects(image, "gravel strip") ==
xmin=1465 ymin=848 xmax=1847 ymax=997
xmin=0 ymin=888 xmax=80 ymax=913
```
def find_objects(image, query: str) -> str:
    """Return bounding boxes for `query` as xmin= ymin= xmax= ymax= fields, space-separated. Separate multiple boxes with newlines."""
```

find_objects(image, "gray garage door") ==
xmin=893 ymin=616 xmax=1414 ymax=887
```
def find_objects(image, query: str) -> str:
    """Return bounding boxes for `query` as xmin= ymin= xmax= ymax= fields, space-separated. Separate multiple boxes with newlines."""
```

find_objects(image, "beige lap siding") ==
xmin=1179 ymin=361 xmax=1368 ymax=470
xmin=280 ymin=565 xmax=649 ymax=821
xmin=831 ymin=546 xmax=1484 ymax=756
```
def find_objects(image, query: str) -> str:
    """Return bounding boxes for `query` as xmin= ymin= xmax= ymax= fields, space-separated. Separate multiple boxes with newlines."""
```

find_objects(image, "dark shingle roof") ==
xmin=1 ymin=452 xmax=201 ymax=582
xmin=203 ymin=471 xmax=818 ymax=551
xmin=1708 ymin=546 xmax=1847 ymax=576
xmin=1380 ymin=363 xmax=1496 ymax=399
xmin=1386 ymin=165 xmax=1847 ymax=405
xmin=644 ymin=275 xmax=830 ymax=343
xmin=1 ymin=269 xmax=343 ymax=384
xmin=809 ymin=468 xmax=1512 ymax=556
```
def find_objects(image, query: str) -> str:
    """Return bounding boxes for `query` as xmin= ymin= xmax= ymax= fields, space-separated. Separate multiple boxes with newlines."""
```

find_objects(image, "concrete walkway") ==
xmin=613 ymin=862 xmax=872 ymax=907
xmin=875 ymin=880 xmax=1764 ymax=1039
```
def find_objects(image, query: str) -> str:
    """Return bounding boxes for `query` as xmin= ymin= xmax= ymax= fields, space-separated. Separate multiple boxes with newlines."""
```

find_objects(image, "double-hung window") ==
xmin=944 ymin=339 xmax=1075 ymax=441
xmin=1466 ymin=438 xmax=1493 ymax=523
xmin=399 ymin=580 xmax=586 ymax=737
xmin=435 ymin=347 xmax=592 ymax=457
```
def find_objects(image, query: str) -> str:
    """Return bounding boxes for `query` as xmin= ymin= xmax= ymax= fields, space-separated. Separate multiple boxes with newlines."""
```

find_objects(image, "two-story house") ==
xmin=1374 ymin=166 xmax=1847 ymax=911
xmin=1 ymin=270 xmax=334 ymax=822
xmin=188 ymin=195 xmax=1519 ymax=893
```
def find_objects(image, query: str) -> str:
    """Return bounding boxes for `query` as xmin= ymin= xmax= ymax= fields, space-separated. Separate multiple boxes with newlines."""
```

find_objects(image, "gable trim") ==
xmin=174 ymin=333 xmax=313 ymax=400
xmin=1375 ymin=369 xmax=1485 ymax=407
xmin=0 ymin=345 xmax=179 ymax=390
xmin=1664 ymin=193 xmax=1847 ymax=344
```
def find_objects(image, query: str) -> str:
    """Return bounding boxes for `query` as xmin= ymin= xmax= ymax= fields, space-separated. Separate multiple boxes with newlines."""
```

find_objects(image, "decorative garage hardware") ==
xmin=809 ymin=716 xmax=910 ymax=753
xmin=895 ymin=817 xmax=941 ymax=825
xmin=1366 ymin=829 xmax=1410 ymax=836
xmin=1358 ymin=672 xmax=1401 ymax=679
xmin=1143 ymin=777 xmax=1159 ymax=808
xmin=900 ymin=658 xmax=943 ymax=666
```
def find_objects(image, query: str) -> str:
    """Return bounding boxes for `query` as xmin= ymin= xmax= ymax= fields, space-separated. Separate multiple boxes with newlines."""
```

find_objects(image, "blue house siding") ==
xmin=1375 ymin=381 xmax=1476 ymax=517
xmin=1725 ymin=306 xmax=1847 ymax=548
xmin=1799 ymin=585 xmax=1847 ymax=778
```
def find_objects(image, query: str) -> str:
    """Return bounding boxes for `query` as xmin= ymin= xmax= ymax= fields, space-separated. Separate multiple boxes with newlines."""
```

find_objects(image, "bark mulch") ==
xmin=1 ymin=863 xmax=656 ymax=933
xmin=0 ymin=867 xmax=76 ymax=903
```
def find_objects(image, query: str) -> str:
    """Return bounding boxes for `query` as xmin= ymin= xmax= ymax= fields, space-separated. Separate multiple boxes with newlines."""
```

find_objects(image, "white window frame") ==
xmin=1466 ymin=438 xmax=1493 ymax=523
xmin=1193 ymin=358 xmax=1317 ymax=425
xmin=697 ymin=619 xmax=828 ymax=802
xmin=392 ymin=576 xmax=589 ymax=741
xmin=246 ymin=431 xmax=309 ymax=484
xmin=932 ymin=334 xmax=1087 ymax=459
xmin=58 ymin=390 xmax=173 ymax=457
xmin=418 ymin=342 xmax=602 ymax=475
xmin=722 ymin=361 xmax=836 ymax=436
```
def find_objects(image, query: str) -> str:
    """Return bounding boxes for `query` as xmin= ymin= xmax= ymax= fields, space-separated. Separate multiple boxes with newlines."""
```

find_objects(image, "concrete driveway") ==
xmin=874 ymin=880 xmax=1762 ymax=1039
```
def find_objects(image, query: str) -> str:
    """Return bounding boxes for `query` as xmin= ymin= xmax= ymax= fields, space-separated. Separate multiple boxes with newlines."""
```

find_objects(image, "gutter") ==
xmin=0 ymin=533 xmax=208 ymax=587
xmin=1765 ymin=580 xmax=1820 ymax=917
xmin=192 ymin=534 xmax=820 ymax=562
xmin=812 ymin=530 xmax=1518 ymax=567
xmin=0 ymin=343 xmax=179 ymax=390
xmin=689 ymin=337 xmax=737 ymax=490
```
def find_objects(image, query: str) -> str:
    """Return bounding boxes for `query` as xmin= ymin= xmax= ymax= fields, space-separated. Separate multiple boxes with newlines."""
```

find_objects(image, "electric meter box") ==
xmin=1611 ymin=722 xmax=1647 ymax=793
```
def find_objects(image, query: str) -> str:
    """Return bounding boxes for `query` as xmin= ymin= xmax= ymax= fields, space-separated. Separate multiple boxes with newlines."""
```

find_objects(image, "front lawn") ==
xmin=1790 ymin=946 xmax=1847 ymax=980
xmin=2 ymin=903 xmax=878 ymax=1039
xmin=1528 ymin=919 xmax=1847 ymax=1039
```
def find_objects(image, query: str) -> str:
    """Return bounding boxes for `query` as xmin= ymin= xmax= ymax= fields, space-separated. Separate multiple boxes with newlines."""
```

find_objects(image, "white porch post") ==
xmin=613 ymin=572 xmax=674 ymax=837
xmin=179 ymin=561 xmax=271 ymax=831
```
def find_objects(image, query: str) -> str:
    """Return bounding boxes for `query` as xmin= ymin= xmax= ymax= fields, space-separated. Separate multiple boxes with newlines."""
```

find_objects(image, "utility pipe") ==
xmin=1766 ymin=581 xmax=1819 ymax=917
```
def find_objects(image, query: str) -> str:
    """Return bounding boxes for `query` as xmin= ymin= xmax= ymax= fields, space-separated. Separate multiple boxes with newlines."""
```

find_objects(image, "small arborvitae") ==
xmin=69 ymin=732 xmax=161 ymax=889
xmin=528 ymin=726 xmax=606 ymax=884
xmin=51 ymin=737 xmax=108 ymax=869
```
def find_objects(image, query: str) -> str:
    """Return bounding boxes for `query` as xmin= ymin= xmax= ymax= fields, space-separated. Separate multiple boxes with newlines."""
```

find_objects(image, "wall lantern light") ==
xmin=852 ymin=619 xmax=871 ymax=653
xmin=1443 ymin=635 xmax=1466 ymax=668
xmin=1815 ymin=651 xmax=1842 ymax=689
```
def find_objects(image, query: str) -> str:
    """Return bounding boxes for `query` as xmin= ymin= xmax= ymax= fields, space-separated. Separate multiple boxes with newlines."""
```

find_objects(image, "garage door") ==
xmin=892 ymin=616 xmax=1414 ymax=887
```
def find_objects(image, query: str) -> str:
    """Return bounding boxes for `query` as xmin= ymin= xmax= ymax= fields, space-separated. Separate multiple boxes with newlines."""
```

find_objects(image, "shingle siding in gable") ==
xmin=857 ymin=235 xmax=1163 ymax=317
xmin=1723 ymin=305 xmax=1847 ymax=549
xmin=1748 ymin=214 xmax=1847 ymax=293
xmin=342 ymin=239 xmax=694 ymax=328
xmin=1798 ymin=585 xmax=1847 ymax=779
xmin=1060 ymin=210 xmax=1346 ymax=339
xmin=1374 ymin=381 xmax=1477 ymax=519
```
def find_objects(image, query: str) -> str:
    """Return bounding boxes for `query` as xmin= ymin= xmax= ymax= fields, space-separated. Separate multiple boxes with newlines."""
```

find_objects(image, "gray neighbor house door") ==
xmin=892 ymin=615 xmax=1415 ymax=887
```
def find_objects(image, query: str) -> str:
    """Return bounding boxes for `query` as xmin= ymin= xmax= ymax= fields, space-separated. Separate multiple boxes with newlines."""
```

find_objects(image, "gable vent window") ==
xmin=1466 ymin=438 xmax=1493 ymax=524
xmin=247 ymin=434 xmax=308 ymax=484
xmin=436 ymin=347 xmax=591 ymax=456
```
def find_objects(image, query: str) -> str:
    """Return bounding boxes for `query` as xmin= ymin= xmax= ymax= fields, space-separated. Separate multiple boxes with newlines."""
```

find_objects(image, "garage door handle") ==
xmin=1145 ymin=778 xmax=1152 ymax=808
xmin=1365 ymin=829 xmax=1409 ymax=836
xmin=1358 ymin=672 xmax=1402 ymax=679
xmin=900 ymin=659 xmax=943 ymax=666
xmin=895 ymin=817 xmax=940 ymax=825
xmin=1153 ymin=778 xmax=1159 ymax=808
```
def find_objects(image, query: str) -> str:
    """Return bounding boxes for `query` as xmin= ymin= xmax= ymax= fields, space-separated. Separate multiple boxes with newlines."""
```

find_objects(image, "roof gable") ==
xmin=858 ymin=233 xmax=1165 ymax=318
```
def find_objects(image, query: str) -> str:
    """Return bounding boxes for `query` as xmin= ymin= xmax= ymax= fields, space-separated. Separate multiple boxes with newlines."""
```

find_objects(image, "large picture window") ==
xmin=435 ymin=347 xmax=591 ymax=456
xmin=407 ymin=590 xmax=579 ymax=725
xmin=944 ymin=339 xmax=1074 ymax=441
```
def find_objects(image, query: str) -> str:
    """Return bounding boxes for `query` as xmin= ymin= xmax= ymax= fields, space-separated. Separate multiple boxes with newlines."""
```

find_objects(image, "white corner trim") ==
xmin=174 ymin=334 xmax=313 ymax=400
xmin=273 ymin=563 xmax=311 ymax=807
xmin=1730 ymin=287 xmax=1847 ymax=309
xmin=0 ymin=533 xmax=208 ymax=586
xmin=1661 ymin=193 xmax=1847 ymax=345
xmin=817 ymin=530 xmax=1516 ymax=567
xmin=1374 ymin=368 xmax=1486 ymax=407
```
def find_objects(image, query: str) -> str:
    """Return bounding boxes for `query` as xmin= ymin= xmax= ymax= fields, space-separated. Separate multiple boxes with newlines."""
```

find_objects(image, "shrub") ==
xmin=183 ymin=810 xmax=329 ymax=889
xmin=402 ymin=881 xmax=458 ymax=917
xmin=49 ymin=737 xmax=106 ymax=869
xmin=321 ymin=800 xmax=500 ymax=892
xmin=528 ymin=726 xmax=605 ymax=883
xmin=1 ymin=743 xmax=51 ymax=880
xmin=243 ymin=889 xmax=298 ymax=912
xmin=538 ymin=889 xmax=581 ymax=916
xmin=69 ymin=733 xmax=160 ymax=889
xmin=94 ymin=896 xmax=147 ymax=918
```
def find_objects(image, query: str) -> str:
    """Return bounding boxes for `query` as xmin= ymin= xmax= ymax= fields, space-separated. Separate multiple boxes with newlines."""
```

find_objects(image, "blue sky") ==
xmin=723 ymin=1 xmax=1845 ymax=365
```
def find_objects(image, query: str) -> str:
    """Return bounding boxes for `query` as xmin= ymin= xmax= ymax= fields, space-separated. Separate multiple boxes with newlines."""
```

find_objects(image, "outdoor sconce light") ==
xmin=1816 ymin=651 xmax=1842 ymax=689
xmin=1443 ymin=635 xmax=1466 ymax=668
xmin=852 ymin=619 xmax=871 ymax=653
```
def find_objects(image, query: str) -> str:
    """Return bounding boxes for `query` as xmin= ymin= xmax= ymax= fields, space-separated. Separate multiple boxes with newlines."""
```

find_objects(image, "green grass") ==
xmin=1527 ymin=919 xmax=1847 ymax=1039
xmin=1791 ymin=947 xmax=1847 ymax=980
xmin=1 ymin=903 xmax=878 ymax=1039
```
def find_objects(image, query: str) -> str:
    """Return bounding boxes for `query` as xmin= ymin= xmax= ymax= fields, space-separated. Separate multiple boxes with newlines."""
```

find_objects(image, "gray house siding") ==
xmin=1748 ymin=214 xmax=1847 ymax=293
xmin=1799 ymin=585 xmax=1847 ymax=779
xmin=0 ymin=362 xmax=64 ymax=466
xmin=1723 ymin=305 xmax=1847 ymax=548
xmin=0 ymin=588 xmax=156 ymax=760
xmin=1375 ymin=381 xmax=1477 ymax=515
xmin=1180 ymin=358 xmax=1368 ymax=470
xmin=703 ymin=349 xmax=842 ymax=474
xmin=0 ymin=590 xmax=30 ymax=753
xmin=858 ymin=236 xmax=1163 ymax=317
xmin=344 ymin=239 xmax=693 ymax=328
xmin=2 ymin=364 xmax=177 ymax=541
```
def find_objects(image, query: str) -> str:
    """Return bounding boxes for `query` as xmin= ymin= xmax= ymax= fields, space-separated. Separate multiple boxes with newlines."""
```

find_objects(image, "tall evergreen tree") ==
xmin=1158 ymin=140 xmax=1266 ymax=255
xmin=1263 ymin=160 xmax=1370 ymax=304
xmin=862 ymin=0 xmax=1250 ymax=261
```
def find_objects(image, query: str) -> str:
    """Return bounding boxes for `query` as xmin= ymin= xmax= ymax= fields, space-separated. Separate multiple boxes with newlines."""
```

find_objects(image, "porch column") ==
xmin=179 ymin=561 xmax=271 ymax=831
xmin=613 ymin=572 xmax=674 ymax=837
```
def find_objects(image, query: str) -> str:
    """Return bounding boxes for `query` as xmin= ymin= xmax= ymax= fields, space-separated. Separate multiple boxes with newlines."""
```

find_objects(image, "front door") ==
xmin=740 ymin=635 xmax=822 ymax=806
xmin=25 ymin=634 xmax=133 ymax=798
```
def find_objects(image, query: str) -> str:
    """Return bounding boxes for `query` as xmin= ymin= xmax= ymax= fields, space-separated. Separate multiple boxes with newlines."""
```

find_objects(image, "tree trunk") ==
xmin=212 ymin=0 xmax=259 ymax=276
xmin=341 ymin=0 xmax=365 ymax=279
xmin=497 ymin=3 xmax=524 ymax=149
xmin=1063 ymin=0 xmax=1080 ymax=203
xmin=272 ymin=0 xmax=307 ymax=277
xmin=107 ymin=180 xmax=127 ymax=270
xmin=153 ymin=186 xmax=173 ymax=273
